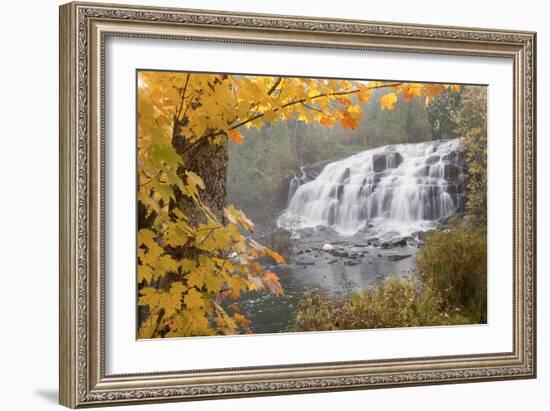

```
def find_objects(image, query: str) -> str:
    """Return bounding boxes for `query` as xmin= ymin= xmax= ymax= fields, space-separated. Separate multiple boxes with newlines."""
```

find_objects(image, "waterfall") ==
xmin=288 ymin=166 xmax=307 ymax=205
xmin=278 ymin=139 xmax=464 ymax=237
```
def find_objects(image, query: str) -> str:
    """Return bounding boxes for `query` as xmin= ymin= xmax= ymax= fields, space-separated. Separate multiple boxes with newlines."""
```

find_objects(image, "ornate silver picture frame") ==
xmin=59 ymin=1 xmax=536 ymax=407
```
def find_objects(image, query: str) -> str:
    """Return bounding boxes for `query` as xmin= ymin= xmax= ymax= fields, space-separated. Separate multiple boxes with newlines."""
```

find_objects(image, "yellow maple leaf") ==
xmin=380 ymin=93 xmax=398 ymax=110
xmin=233 ymin=313 xmax=252 ymax=329
xmin=138 ymin=264 xmax=154 ymax=283
xmin=184 ymin=171 xmax=205 ymax=200
xmin=184 ymin=288 xmax=205 ymax=309
xmin=400 ymin=83 xmax=422 ymax=101
xmin=224 ymin=204 xmax=254 ymax=232
xmin=422 ymin=84 xmax=445 ymax=104
xmin=319 ymin=115 xmax=335 ymax=127
xmin=187 ymin=268 xmax=206 ymax=288
xmin=263 ymin=109 xmax=278 ymax=122
xmin=265 ymin=247 xmax=286 ymax=264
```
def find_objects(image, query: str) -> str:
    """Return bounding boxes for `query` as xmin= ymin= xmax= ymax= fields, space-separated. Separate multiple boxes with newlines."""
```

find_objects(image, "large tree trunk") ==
xmin=172 ymin=133 xmax=228 ymax=222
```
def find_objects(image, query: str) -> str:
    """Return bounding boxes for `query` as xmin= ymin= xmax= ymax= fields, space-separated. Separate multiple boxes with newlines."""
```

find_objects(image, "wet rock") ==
xmin=331 ymin=250 xmax=349 ymax=258
xmin=322 ymin=243 xmax=335 ymax=251
xmin=296 ymin=258 xmax=316 ymax=266
xmin=443 ymin=163 xmax=460 ymax=179
xmin=299 ymin=227 xmax=315 ymax=238
xmin=415 ymin=165 xmax=431 ymax=177
xmin=373 ymin=152 xmax=402 ymax=172
xmin=442 ymin=151 xmax=457 ymax=162
xmin=340 ymin=167 xmax=351 ymax=182
xmin=446 ymin=184 xmax=458 ymax=194
xmin=407 ymin=238 xmax=424 ymax=247
xmin=336 ymin=184 xmax=344 ymax=200
xmin=326 ymin=206 xmax=336 ymax=225
xmin=389 ymin=237 xmax=408 ymax=247
xmin=373 ymin=153 xmax=387 ymax=172
xmin=446 ymin=183 xmax=464 ymax=195
xmin=367 ymin=239 xmax=381 ymax=247
xmin=344 ymin=260 xmax=360 ymax=266
xmin=426 ymin=155 xmax=440 ymax=165
xmin=315 ymin=225 xmax=338 ymax=235
xmin=387 ymin=254 xmax=413 ymax=262
xmin=411 ymin=230 xmax=427 ymax=241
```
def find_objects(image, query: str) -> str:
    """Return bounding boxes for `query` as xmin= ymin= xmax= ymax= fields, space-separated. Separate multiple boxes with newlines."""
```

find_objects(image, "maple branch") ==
xmin=151 ymin=309 xmax=165 ymax=338
xmin=274 ymin=80 xmax=285 ymax=102
xmin=139 ymin=170 xmax=167 ymax=187
xmin=176 ymin=73 xmax=191 ymax=121
xmin=368 ymin=82 xmax=403 ymax=90
xmin=300 ymin=102 xmax=333 ymax=117
xmin=179 ymin=81 xmax=405 ymax=156
xmin=267 ymin=77 xmax=282 ymax=96
xmin=227 ymin=82 xmax=404 ymax=131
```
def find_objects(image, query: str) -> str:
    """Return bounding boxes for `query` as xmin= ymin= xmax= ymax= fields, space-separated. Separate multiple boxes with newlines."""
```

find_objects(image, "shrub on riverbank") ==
xmin=291 ymin=222 xmax=487 ymax=332
xmin=291 ymin=275 xmax=468 ymax=331
xmin=416 ymin=223 xmax=487 ymax=323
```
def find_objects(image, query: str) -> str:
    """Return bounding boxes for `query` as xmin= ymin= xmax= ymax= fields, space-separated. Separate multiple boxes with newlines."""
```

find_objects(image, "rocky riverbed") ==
xmin=238 ymin=225 xmax=423 ymax=334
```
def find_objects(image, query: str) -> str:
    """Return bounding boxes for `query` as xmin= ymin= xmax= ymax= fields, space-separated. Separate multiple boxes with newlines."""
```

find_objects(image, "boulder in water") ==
xmin=373 ymin=153 xmax=387 ymax=172
xmin=372 ymin=152 xmax=403 ymax=172
xmin=442 ymin=151 xmax=457 ymax=162
xmin=336 ymin=184 xmax=344 ymax=200
xmin=322 ymin=243 xmax=335 ymax=252
xmin=389 ymin=237 xmax=408 ymax=247
xmin=340 ymin=167 xmax=351 ymax=182
xmin=296 ymin=258 xmax=316 ymax=266
xmin=299 ymin=227 xmax=315 ymax=237
xmin=443 ymin=163 xmax=460 ymax=179
xmin=387 ymin=254 xmax=412 ymax=261
xmin=344 ymin=260 xmax=360 ymax=266
xmin=426 ymin=155 xmax=440 ymax=165
xmin=332 ymin=250 xmax=349 ymax=258
xmin=415 ymin=165 xmax=431 ymax=177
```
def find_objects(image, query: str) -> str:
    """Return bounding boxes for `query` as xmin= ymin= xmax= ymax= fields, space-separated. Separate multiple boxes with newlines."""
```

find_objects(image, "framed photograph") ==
xmin=59 ymin=2 xmax=536 ymax=408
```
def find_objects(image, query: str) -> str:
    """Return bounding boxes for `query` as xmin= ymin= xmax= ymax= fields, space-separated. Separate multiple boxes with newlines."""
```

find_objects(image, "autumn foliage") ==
xmin=136 ymin=71 xmax=457 ymax=338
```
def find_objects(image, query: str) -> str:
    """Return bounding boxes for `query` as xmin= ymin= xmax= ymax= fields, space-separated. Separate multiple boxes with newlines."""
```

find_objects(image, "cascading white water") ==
xmin=288 ymin=166 xmax=306 ymax=202
xmin=278 ymin=139 xmax=463 ymax=237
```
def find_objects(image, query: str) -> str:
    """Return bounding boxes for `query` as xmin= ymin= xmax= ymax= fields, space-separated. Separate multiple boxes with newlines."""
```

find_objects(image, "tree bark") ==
xmin=172 ymin=133 xmax=228 ymax=222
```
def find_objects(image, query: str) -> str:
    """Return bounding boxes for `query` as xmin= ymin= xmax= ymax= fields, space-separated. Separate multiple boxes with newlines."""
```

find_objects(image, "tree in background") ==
xmin=427 ymin=86 xmax=463 ymax=140
xmin=456 ymin=86 xmax=488 ymax=222
xmin=362 ymin=90 xmax=433 ymax=147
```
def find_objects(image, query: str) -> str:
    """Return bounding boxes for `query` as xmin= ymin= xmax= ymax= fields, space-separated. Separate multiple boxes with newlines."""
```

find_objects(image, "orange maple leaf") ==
xmin=228 ymin=129 xmax=244 ymax=143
